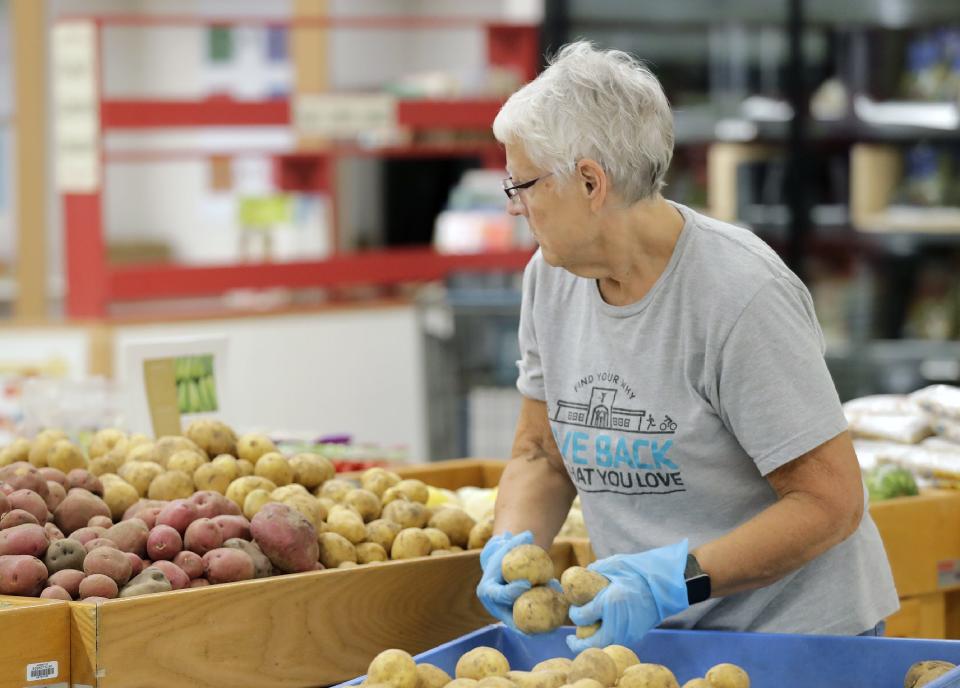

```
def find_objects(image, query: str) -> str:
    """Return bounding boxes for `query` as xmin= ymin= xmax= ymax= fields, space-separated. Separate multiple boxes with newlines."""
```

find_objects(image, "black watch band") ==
xmin=684 ymin=553 xmax=711 ymax=605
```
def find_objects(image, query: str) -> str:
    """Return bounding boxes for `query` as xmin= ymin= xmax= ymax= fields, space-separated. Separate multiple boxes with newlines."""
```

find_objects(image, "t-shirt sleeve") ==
xmin=516 ymin=256 xmax=546 ymax=401
xmin=716 ymin=276 xmax=848 ymax=476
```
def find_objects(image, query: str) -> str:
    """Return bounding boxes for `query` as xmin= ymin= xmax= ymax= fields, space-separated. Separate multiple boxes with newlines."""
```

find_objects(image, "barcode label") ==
xmin=26 ymin=661 xmax=58 ymax=681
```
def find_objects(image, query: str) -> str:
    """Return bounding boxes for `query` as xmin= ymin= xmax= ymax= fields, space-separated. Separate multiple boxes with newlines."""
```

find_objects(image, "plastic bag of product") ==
xmin=865 ymin=464 xmax=919 ymax=501
xmin=911 ymin=385 xmax=960 ymax=421
xmin=887 ymin=446 xmax=960 ymax=485
xmin=847 ymin=413 xmax=932 ymax=444
xmin=843 ymin=394 xmax=916 ymax=420
xmin=921 ymin=435 xmax=960 ymax=453
xmin=854 ymin=440 xmax=916 ymax=472
xmin=927 ymin=414 xmax=960 ymax=444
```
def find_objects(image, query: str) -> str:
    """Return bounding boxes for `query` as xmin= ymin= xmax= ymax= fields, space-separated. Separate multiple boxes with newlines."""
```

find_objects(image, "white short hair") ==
xmin=493 ymin=41 xmax=674 ymax=203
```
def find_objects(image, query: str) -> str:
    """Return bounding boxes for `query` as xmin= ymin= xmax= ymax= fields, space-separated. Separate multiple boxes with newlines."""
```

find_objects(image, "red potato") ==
xmin=125 ymin=552 xmax=143 ymax=577
xmin=83 ymin=596 xmax=109 ymax=603
xmin=0 ymin=463 xmax=48 ymax=498
xmin=150 ymin=559 xmax=190 ymax=590
xmin=48 ymin=568 xmax=85 ymax=598
xmin=172 ymin=550 xmax=203 ymax=579
xmin=70 ymin=526 xmax=107 ymax=545
xmin=44 ymin=538 xmax=86 ymax=573
xmin=191 ymin=491 xmax=241 ymax=519
xmin=202 ymin=548 xmax=254 ymax=584
xmin=133 ymin=507 xmax=163 ymax=530
xmin=41 ymin=584 xmax=72 ymax=600
xmin=54 ymin=489 xmax=111 ymax=535
xmin=184 ymin=518 xmax=222 ymax=556
xmin=84 ymin=538 xmax=118 ymax=553
xmin=79 ymin=573 xmax=118 ymax=599
xmin=156 ymin=500 xmax=199 ymax=534
xmin=66 ymin=469 xmax=103 ymax=497
xmin=7 ymin=489 xmax=48 ymax=523
xmin=44 ymin=522 xmax=65 ymax=541
xmin=188 ymin=578 xmax=210 ymax=588
xmin=250 ymin=502 xmax=319 ymax=574
xmin=0 ymin=554 xmax=47 ymax=595
xmin=105 ymin=520 xmax=149 ymax=557
xmin=87 ymin=515 xmax=113 ymax=529
xmin=0 ymin=523 xmax=49 ymax=557
xmin=83 ymin=546 xmax=133 ymax=585
xmin=0 ymin=491 xmax=8 ymax=516
xmin=0 ymin=483 xmax=12 ymax=496
xmin=44 ymin=481 xmax=67 ymax=512
xmin=39 ymin=468 xmax=67 ymax=487
xmin=146 ymin=525 xmax=182 ymax=561
xmin=0 ymin=509 xmax=40 ymax=529
xmin=212 ymin=515 xmax=251 ymax=541
xmin=222 ymin=538 xmax=273 ymax=579
xmin=122 ymin=499 xmax=167 ymax=521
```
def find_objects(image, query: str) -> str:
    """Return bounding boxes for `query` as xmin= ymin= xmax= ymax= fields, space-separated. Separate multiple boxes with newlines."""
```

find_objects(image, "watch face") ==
xmin=686 ymin=573 xmax=711 ymax=605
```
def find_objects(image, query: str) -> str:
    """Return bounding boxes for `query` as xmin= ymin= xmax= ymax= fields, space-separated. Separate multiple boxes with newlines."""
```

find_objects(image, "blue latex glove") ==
xmin=476 ymin=531 xmax=535 ymax=630
xmin=566 ymin=539 xmax=691 ymax=652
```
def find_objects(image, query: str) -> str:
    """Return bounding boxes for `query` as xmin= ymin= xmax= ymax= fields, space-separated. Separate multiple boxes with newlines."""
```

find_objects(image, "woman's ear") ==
xmin=577 ymin=159 xmax=606 ymax=210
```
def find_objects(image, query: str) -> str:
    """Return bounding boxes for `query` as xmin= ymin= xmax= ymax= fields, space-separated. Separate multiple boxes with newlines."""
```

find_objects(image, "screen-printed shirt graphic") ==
xmin=516 ymin=202 xmax=898 ymax=636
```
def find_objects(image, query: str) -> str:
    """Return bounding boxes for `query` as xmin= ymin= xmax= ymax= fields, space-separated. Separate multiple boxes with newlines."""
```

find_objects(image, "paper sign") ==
xmin=294 ymin=93 xmax=397 ymax=139
xmin=51 ymin=21 xmax=100 ymax=192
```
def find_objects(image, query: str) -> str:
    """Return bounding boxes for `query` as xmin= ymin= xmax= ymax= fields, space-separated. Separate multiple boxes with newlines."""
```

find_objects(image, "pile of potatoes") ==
xmin=905 ymin=660 xmax=956 ymax=688
xmin=0 ymin=422 xmax=494 ymax=600
xmin=361 ymin=644 xmax=750 ymax=688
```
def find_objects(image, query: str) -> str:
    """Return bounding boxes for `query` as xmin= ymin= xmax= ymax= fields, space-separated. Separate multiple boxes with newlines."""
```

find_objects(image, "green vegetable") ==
xmin=865 ymin=464 xmax=919 ymax=501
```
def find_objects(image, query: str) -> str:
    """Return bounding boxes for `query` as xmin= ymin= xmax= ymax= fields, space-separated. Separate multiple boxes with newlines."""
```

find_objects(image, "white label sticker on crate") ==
xmin=25 ymin=660 xmax=58 ymax=681
xmin=294 ymin=93 xmax=397 ymax=139
xmin=937 ymin=559 xmax=960 ymax=588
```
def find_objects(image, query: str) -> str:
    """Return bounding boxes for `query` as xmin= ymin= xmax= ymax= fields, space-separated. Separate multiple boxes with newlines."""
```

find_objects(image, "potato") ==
xmin=704 ymin=664 xmax=749 ymax=688
xmin=567 ymin=649 xmax=618 ymax=687
xmin=211 ymin=455 xmax=241 ymax=481
xmin=222 ymin=538 xmax=273 ymax=578
xmin=105 ymin=520 xmax=149 ymax=557
xmin=250 ymin=502 xmax=319 ymax=573
xmin=0 ymin=462 xmax=49 ymax=497
xmin=203 ymin=547 xmax=254 ymax=584
xmin=43 ymin=481 xmax=67 ymax=512
xmin=446 ymin=681 xmax=479 ymax=688
xmin=243 ymin=489 xmax=273 ymax=520
xmin=236 ymin=459 xmax=255 ymax=477
xmin=148 ymin=470 xmax=194 ymax=501
xmin=47 ymin=440 xmax=86 ymax=474
xmin=365 ymin=519 xmax=400 ymax=551
xmin=380 ymin=485 xmax=408 ymax=506
xmin=427 ymin=507 xmax=476 ymax=549
xmin=83 ymin=546 xmax=133 ymax=585
xmin=147 ymin=525 xmax=183 ymax=561
xmin=0 ymin=509 xmax=36 ymax=530
xmin=39 ymin=467 xmax=67 ymax=486
xmin=680 ymin=681 xmax=712 ymax=688
xmin=41 ymin=584 xmax=72 ymax=600
xmin=155 ymin=435 xmax=206 ymax=466
xmin=184 ymin=518 xmax=223 ymax=556
xmin=212 ymin=515 xmax=251 ymax=541
xmin=416 ymin=663 xmax=452 ymax=688
xmin=43 ymin=538 xmax=86 ymax=573
xmin=234 ymin=433 xmax=275 ymax=463
xmin=118 ymin=461 xmax=164 ymax=497
xmin=422 ymin=527 xmax=452 ymax=552
xmin=367 ymin=648 xmax=417 ymax=688
xmin=126 ymin=442 xmax=163 ymax=465
xmin=391 ymin=528 xmax=432 ymax=560
xmin=456 ymin=647 xmax=510 ymax=679
xmin=603 ymin=645 xmax=640 ymax=676
xmin=54 ymin=489 xmax=111 ymax=535
xmin=89 ymin=451 xmax=125 ymax=478
xmin=79 ymin=572 xmax=118 ymax=599
xmin=119 ymin=566 xmax=172 ymax=597
xmin=342 ymin=489 xmax=381 ymax=522
xmin=89 ymin=429 xmax=127 ymax=459
xmin=393 ymin=479 xmax=429 ymax=504
xmin=28 ymin=431 xmax=65 ymax=468
xmin=48 ymin=568 xmax=85 ymax=597
xmin=619 ymin=664 xmax=679 ymax=688
xmin=468 ymin=517 xmax=495 ymax=550
xmin=172 ymin=550 xmax=204 ymax=579
xmin=281 ymin=494 xmax=322 ymax=528
xmin=289 ymin=453 xmax=335 ymax=489
xmin=382 ymin=500 xmax=429 ymax=530
xmin=226 ymin=476 xmax=278 ymax=510
xmin=6 ymin=490 xmax=47 ymax=522
xmin=88 ymin=516 xmax=113 ymax=530
xmin=84 ymin=537 xmax=118 ymax=553
xmin=151 ymin=560 xmax=190 ymax=590
xmin=189 ymin=578 xmax=210 ymax=588
xmin=318 ymin=478 xmax=355 ymax=502
xmin=0 ymin=437 xmax=31 ymax=466
xmin=360 ymin=467 xmax=400 ymax=496
xmin=190 ymin=490 xmax=241 ymax=519
xmin=327 ymin=509 xmax=366 ymax=544
xmin=356 ymin=542 xmax=388 ymax=564
xmin=123 ymin=498 xmax=166 ymax=522
xmin=101 ymin=477 xmax=140 ymax=520
xmin=476 ymin=679 xmax=514 ymax=688
xmin=255 ymin=452 xmax=293 ymax=486
xmin=561 ymin=566 xmax=610 ymax=606
xmin=906 ymin=661 xmax=956 ymax=688
xmin=577 ymin=623 xmax=600 ymax=639
xmin=185 ymin=420 xmax=237 ymax=457
xmin=66 ymin=469 xmax=104 ymax=496
xmin=190 ymin=463 xmax=229 ymax=495
xmin=317 ymin=532 xmax=357 ymax=568
xmin=125 ymin=552 xmax=143 ymax=577
xmin=70 ymin=526 xmax=107 ymax=545
xmin=502 ymin=544 xmax=554 ymax=585
xmin=271 ymin=484 xmax=308 ymax=501
xmin=167 ymin=450 xmax=207 ymax=476
xmin=156 ymin=500 xmax=199 ymax=534
xmin=513 ymin=586 xmax=569 ymax=634
xmin=508 ymin=670 xmax=567 ymax=688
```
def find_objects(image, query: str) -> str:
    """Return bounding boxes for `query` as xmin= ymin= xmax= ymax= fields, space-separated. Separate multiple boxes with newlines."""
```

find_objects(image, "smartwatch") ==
xmin=684 ymin=553 xmax=711 ymax=605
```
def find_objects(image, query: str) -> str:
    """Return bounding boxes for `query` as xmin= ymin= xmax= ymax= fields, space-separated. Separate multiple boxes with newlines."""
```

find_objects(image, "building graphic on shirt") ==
xmin=554 ymin=386 xmax=675 ymax=434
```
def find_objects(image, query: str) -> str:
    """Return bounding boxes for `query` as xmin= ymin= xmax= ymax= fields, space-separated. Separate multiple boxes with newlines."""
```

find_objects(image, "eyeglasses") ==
xmin=502 ymin=172 xmax=554 ymax=200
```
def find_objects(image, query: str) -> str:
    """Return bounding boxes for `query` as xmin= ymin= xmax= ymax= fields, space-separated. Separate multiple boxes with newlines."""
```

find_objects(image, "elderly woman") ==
xmin=476 ymin=42 xmax=897 ymax=651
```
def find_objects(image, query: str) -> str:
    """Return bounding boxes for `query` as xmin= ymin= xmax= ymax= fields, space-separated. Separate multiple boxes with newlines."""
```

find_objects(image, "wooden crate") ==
xmin=388 ymin=458 xmax=507 ymax=490
xmin=0 ymin=596 xmax=70 ymax=688
xmin=69 ymin=553 xmax=491 ymax=688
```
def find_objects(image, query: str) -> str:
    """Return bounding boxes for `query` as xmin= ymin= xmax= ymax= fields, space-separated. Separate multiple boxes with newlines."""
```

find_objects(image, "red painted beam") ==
xmin=396 ymin=99 xmax=504 ymax=130
xmin=101 ymin=98 xmax=289 ymax=129
xmin=64 ymin=193 xmax=109 ymax=318
xmin=108 ymin=248 xmax=534 ymax=301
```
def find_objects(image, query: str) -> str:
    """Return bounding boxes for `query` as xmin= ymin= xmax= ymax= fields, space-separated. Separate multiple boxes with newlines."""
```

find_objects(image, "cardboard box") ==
xmin=0 ymin=596 xmax=70 ymax=688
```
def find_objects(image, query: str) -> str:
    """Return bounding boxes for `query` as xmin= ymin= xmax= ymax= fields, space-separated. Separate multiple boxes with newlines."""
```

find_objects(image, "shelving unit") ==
xmin=56 ymin=12 xmax=539 ymax=318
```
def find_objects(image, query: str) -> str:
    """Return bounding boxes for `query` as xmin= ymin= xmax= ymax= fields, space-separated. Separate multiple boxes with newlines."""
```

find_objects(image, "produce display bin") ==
xmin=68 ymin=554 xmax=491 ymax=688
xmin=336 ymin=623 xmax=960 ymax=688
xmin=378 ymin=457 xmax=507 ymax=489
xmin=0 ymin=596 xmax=70 ymax=688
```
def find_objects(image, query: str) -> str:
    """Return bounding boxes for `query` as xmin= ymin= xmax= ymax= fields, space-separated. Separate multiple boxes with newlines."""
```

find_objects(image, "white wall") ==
xmin=112 ymin=304 xmax=429 ymax=459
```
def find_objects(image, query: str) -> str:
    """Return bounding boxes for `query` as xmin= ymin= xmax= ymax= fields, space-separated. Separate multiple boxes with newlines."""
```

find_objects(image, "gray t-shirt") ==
xmin=516 ymin=202 xmax=899 ymax=635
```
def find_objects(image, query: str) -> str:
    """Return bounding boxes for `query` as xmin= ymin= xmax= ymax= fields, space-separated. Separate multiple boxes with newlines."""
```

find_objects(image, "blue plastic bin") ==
xmin=336 ymin=624 xmax=960 ymax=687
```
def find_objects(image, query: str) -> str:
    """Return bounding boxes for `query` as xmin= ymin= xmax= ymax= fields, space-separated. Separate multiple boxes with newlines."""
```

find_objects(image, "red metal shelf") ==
xmin=101 ymin=98 xmax=289 ymax=129
xmin=107 ymin=248 xmax=535 ymax=301
xmin=396 ymin=99 xmax=505 ymax=130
